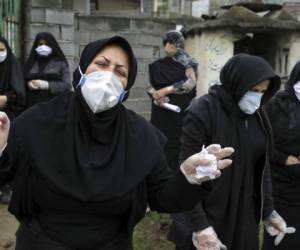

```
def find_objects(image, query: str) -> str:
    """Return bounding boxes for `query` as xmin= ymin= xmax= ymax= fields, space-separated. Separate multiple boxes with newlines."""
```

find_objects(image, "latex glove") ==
xmin=33 ymin=79 xmax=49 ymax=90
xmin=0 ymin=112 xmax=9 ymax=155
xmin=28 ymin=80 xmax=39 ymax=90
xmin=180 ymin=144 xmax=234 ymax=185
xmin=264 ymin=210 xmax=296 ymax=246
xmin=192 ymin=226 xmax=227 ymax=250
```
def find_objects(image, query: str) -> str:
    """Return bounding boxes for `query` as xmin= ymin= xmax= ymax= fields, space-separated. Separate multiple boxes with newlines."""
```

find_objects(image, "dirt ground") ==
xmin=0 ymin=205 xmax=18 ymax=250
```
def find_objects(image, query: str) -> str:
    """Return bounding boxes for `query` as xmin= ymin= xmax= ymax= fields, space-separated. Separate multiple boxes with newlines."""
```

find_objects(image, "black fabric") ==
xmin=0 ymin=36 xmax=212 ymax=249
xmin=262 ymin=62 xmax=300 ymax=250
xmin=0 ymin=36 xmax=25 ymax=119
xmin=169 ymin=54 xmax=280 ymax=250
xmin=149 ymin=57 xmax=196 ymax=169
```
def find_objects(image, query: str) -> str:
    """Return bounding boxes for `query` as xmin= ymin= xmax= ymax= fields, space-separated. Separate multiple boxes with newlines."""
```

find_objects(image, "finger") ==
xmin=212 ymin=170 xmax=221 ymax=179
xmin=191 ymin=156 xmax=214 ymax=167
xmin=219 ymin=242 xmax=228 ymax=250
xmin=285 ymin=227 xmax=296 ymax=234
xmin=196 ymin=176 xmax=210 ymax=183
xmin=275 ymin=232 xmax=285 ymax=246
xmin=206 ymin=144 xmax=221 ymax=154
xmin=217 ymin=159 xmax=233 ymax=170
xmin=0 ymin=112 xmax=9 ymax=126
xmin=214 ymin=147 xmax=235 ymax=160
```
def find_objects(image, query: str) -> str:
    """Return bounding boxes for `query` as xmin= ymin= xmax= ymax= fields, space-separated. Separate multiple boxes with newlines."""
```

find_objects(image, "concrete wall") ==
xmin=186 ymin=30 xmax=234 ymax=96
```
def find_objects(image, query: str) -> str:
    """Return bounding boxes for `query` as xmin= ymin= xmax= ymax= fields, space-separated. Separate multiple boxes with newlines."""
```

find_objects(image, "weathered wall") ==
xmin=186 ymin=30 xmax=234 ymax=96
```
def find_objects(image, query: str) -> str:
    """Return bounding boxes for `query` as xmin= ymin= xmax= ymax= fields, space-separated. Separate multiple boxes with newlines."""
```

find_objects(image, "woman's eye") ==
xmin=116 ymin=70 xmax=126 ymax=77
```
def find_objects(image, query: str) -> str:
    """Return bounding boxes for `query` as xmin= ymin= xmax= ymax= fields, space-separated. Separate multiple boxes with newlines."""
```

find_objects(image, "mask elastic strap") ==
xmin=77 ymin=66 xmax=85 ymax=88
xmin=119 ymin=90 xmax=128 ymax=103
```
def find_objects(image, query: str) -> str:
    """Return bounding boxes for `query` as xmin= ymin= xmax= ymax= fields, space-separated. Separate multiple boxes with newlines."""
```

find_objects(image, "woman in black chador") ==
xmin=262 ymin=61 xmax=300 ymax=250
xmin=0 ymin=36 xmax=25 ymax=120
xmin=24 ymin=32 xmax=71 ymax=108
xmin=0 ymin=36 xmax=234 ymax=250
xmin=168 ymin=54 xmax=294 ymax=250
xmin=148 ymin=30 xmax=198 ymax=170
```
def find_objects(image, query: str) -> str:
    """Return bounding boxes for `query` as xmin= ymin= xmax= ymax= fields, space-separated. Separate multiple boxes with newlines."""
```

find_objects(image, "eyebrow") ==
xmin=98 ymin=56 xmax=128 ymax=70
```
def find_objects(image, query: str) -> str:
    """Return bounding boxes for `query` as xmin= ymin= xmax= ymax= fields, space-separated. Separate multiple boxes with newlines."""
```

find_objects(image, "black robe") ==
xmin=149 ymin=57 xmax=196 ymax=170
xmin=0 ymin=36 xmax=25 ymax=119
xmin=262 ymin=62 xmax=300 ymax=250
xmin=168 ymin=54 xmax=281 ymax=250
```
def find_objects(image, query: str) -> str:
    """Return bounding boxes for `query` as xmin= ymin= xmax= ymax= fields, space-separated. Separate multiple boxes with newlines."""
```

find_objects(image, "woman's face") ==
xmin=0 ymin=42 xmax=6 ymax=52
xmin=251 ymin=79 xmax=270 ymax=93
xmin=164 ymin=42 xmax=177 ymax=57
xmin=85 ymin=45 xmax=129 ymax=89
xmin=37 ymin=39 xmax=47 ymax=46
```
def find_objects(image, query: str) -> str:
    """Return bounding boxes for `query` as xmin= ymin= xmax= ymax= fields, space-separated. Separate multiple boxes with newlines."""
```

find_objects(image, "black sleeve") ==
xmin=262 ymin=161 xmax=274 ymax=219
xmin=179 ymin=110 xmax=212 ymax=231
xmin=147 ymin=154 xmax=211 ymax=213
xmin=48 ymin=61 xmax=71 ymax=94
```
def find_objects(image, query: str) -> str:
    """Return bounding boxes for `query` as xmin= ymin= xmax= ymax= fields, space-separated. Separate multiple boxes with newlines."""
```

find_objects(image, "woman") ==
xmin=0 ymin=36 xmax=25 ymax=204
xmin=24 ymin=32 xmax=71 ymax=108
xmin=0 ymin=37 xmax=25 ymax=120
xmin=262 ymin=61 xmax=300 ymax=250
xmin=148 ymin=30 xmax=198 ymax=170
xmin=0 ymin=36 xmax=233 ymax=250
xmin=168 ymin=54 xmax=293 ymax=250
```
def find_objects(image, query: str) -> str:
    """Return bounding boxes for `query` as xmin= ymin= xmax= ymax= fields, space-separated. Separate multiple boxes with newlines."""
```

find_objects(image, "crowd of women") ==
xmin=0 ymin=28 xmax=299 ymax=250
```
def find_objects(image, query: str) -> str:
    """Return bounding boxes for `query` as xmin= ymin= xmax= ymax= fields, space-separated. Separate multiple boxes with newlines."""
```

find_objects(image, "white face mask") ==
xmin=0 ymin=50 xmax=7 ymax=62
xmin=238 ymin=91 xmax=264 ymax=114
xmin=79 ymin=68 xmax=126 ymax=113
xmin=293 ymin=81 xmax=300 ymax=101
xmin=35 ymin=45 xmax=52 ymax=56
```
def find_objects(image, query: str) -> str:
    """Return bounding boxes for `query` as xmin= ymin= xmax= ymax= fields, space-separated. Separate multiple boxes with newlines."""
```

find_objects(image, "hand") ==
xmin=192 ymin=226 xmax=227 ymax=250
xmin=154 ymin=96 xmax=170 ymax=107
xmin=180 ymin=144 xmax=234 ymax=185
xmin=285 ymin=155 xmax=300 ymax=166
xmin=28 ymin=80 xmax=39 ymax=90
xmin=0 ymin=112 xmax=10 ymax=150
xmin=0 ymin=95 xmax=7 ymax=108
xmin=33 ymin=79 xmax=49 ymax=90
xmin=264 ymin=210 xmax=296 ymax=246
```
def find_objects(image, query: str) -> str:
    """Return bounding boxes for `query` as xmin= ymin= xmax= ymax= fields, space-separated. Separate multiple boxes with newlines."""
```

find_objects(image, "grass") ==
xmin=133 ymin=212 xmax=175 ymax=250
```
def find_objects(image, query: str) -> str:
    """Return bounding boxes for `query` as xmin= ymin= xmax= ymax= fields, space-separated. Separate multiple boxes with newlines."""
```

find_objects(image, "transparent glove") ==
xmin=34 ymin=79 xmax=49 ymax=90
xmin=264 ymin=210 xmax=296 ymax=246
xmin=27 ymin=80 xmax=39 ymax=90
xmin=192 ymin=226 xmax=227 ymax=250
xmin=180 ymin=144 xmax=234 ymax=185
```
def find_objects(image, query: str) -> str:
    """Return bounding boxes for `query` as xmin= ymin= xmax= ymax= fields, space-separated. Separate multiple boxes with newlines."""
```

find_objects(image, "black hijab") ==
xmin=282 ymin=60 xmax=300 ymax=101
xmin=0 ymin=37 xmax=25 ymax=110
xmin=23 ymin=32 xmax=67 ymax=80
xmin=214 ymin=53 xmax=281 ymax=118
xmin=13 ymin=36 xmax=165 ymax=203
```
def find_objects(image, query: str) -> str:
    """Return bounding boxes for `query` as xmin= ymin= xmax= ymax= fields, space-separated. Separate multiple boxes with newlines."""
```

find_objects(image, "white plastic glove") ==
xmin=0 ymin=112 xmax=9 ymax=157
xmin=192 ymin=226 xmax=227 ymax=250
xmin=180 ymin=144 xmax=234 ymax=185
xmin=28 ymin=80 xmax=39 ymax=90
xmin=264 ymin=210 xmax=296 ymax=246
xmin=33 ymin=79 xmax=49 ymax=90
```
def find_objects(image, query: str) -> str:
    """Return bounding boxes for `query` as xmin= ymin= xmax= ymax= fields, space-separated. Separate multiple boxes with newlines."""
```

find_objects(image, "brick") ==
xmin=140 ymin=33 xmax=162 ymax=46
xmin=61 ymin=26 xmax=75 ymax=41
xmin=90 ymin=31 xmax=117 ymax=42
xmin=30 ymin=8 xmax=45 ymax=23
xmin=78 ymin=18 xmax=108 ymax=31
xmin=74 ymin=31 xmax=90 ymax=44
xmin=130 ymin=19 xmax=154 ymax=32
xmin=132 ymin=46 xmax=154 ymax=59
xmin=31 ymin=0 xmax=61 ymax=8
xmin=45 ymin=9 xmax=74 ymax=26
xmin=106 ymin=18 xmax=130 ymax=31
xmin=58 ymin=42 xmax=75 ymax=57
xmin=119 ymin=32 xmax=141 ymax=45
xmin=26 ymin=25 xmax=60 ymax=40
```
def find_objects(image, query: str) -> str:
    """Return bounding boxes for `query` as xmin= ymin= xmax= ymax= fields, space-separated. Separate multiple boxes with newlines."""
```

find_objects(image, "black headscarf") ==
xmin=219 ymin=53 xmax=281 ymax=109
xmin=12 ymin=36 xmax=165 ymax=203
xmin=284 ymin=60 xmax=300 ymax=99
xmin=0 ymin=37 xmax=25 ymax=113
xmin=23 ymin=32 xmax=67 ymax=80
